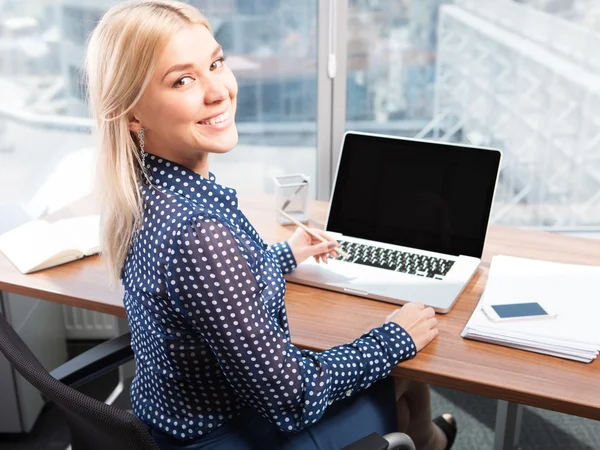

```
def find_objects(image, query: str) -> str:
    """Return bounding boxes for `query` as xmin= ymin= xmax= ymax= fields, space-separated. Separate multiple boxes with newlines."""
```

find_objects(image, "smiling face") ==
xmin=129 ymin=24 xmax=238 ymax=172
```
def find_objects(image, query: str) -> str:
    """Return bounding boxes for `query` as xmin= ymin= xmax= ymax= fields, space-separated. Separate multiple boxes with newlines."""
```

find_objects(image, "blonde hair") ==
xmin=85 ymin=0 xmax=211 ymax=285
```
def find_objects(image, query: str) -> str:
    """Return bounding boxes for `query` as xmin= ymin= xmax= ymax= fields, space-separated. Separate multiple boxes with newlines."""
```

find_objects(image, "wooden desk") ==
xmin=1 ymin=196 xmax=599 ymax=428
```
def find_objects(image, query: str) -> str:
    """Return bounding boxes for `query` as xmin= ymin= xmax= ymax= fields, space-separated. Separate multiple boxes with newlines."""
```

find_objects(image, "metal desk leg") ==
xmin=493 ymin=400 xmax=523 ymax=450
xmin=105 ymin=317 xmax=134 ymax=406
xmin=104 ymin=365 xmax=126 ymax=405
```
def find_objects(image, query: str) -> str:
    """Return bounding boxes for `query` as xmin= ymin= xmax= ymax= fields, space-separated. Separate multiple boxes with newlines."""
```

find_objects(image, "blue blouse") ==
xmin=121 ymin=154 xmax=416 ymax=441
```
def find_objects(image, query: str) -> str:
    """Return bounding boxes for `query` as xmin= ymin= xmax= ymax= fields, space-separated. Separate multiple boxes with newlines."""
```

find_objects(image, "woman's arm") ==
xmin=166 ymin=216 xmax=416 ymax=433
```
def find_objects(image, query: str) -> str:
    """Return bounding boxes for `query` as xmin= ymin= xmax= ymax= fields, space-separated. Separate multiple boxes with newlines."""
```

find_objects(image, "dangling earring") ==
xmin=138 ymin=127 xmax=146 ymax=168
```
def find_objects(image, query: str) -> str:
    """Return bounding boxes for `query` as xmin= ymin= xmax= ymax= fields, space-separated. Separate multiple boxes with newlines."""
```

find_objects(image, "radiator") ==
xmin=62 ymin=305 xmax=119 ymax=340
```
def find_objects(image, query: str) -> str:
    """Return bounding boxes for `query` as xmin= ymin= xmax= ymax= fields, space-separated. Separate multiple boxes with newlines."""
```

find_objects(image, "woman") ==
xmin=86 ymin=1 xmax=457 ymax=449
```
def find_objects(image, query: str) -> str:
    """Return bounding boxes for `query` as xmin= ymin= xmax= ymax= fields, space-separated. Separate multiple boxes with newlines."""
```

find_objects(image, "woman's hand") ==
xmin=287 ymin=227 xmax=340 ymax=265
xmin=385 ymin=302 xmax=438 ymax=352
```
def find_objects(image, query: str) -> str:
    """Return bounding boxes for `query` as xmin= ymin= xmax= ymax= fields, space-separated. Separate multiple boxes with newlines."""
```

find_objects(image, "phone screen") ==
xmin=491 ymin=302 xmax=548 ymax=318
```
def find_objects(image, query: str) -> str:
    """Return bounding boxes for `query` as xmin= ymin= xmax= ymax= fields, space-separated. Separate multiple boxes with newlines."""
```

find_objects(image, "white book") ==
xmin=0 ymin=215 xmax=100 ymax=274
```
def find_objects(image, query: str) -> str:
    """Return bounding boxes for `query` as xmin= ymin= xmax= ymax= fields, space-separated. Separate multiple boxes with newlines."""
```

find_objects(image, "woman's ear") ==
xmin=128 ymin=114 xmax=142 ymax=133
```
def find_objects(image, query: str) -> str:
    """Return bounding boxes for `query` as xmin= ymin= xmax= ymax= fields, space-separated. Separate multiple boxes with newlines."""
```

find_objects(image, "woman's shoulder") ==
xmin=143 ymin=183 xmax=206 ymax=217
xmin=141 ymin=186 xmax=215 ymax=236
xmin=149 ymin=189 xmax=240 ymax=233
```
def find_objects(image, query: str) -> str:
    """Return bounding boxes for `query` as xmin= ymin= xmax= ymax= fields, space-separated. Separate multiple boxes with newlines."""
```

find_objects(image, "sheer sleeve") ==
xmin=166 ymin=216 xmax=416 ymax=432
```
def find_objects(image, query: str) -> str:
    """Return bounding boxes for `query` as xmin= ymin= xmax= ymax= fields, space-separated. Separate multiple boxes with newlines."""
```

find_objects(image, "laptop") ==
xmin=285 ymin=131 xmax=502 ymax=313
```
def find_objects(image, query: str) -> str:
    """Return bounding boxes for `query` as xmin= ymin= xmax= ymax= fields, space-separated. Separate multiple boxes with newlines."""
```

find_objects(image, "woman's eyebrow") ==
xmin=211 ymin=45 xmax=223 ymax=58
xmin=161 ymin=46 xmax=223 ymax=81
xmin=162 ymin=63 xmax=194 ymax=81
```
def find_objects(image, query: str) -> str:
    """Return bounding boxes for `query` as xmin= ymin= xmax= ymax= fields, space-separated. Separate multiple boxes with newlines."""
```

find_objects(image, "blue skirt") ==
xmin=146 ymin=377 xmax=398 ymax=450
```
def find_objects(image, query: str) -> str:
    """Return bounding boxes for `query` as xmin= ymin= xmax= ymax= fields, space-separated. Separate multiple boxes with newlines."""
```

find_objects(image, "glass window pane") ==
xmin=0 ymin=0 xmax=317 ymax=229
xmin=345 ymin=0 xmax=600 ymax=229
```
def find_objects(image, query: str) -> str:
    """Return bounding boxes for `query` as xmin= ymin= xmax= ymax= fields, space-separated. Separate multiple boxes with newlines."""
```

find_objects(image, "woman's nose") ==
xmin=203 ymin=77 xmax=229 ymax=105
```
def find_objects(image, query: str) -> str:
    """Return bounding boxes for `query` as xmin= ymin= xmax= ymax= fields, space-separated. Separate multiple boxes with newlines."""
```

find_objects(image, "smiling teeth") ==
xmin=200 ymin=110 xmax=230 ymax=125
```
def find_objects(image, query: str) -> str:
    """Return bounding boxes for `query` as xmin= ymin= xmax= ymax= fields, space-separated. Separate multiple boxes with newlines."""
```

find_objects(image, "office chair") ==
xmin=0 ymin=311 xmax=414 ymax=450
xmin=0 ymin=310 xmax=158 ymax=450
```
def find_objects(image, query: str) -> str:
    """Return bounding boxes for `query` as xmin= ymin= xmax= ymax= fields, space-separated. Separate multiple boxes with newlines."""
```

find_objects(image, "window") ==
xmin=1 ymin=0 xmax=599 ymax=232
xmin=345 ymin=0 xmax=600 ymax=229
xmin=0 ymin=0 xmax=318 ymax=219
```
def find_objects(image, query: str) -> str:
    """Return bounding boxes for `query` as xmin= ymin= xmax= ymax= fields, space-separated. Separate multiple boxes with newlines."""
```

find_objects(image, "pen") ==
xmin=277 ymin=208 xmax=350 ymax=259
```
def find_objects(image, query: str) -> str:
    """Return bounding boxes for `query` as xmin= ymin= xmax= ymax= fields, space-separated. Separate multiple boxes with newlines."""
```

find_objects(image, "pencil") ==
xmin=280 ymin=180 xmax=307 ymax=211
xmin=277 ymin=209 xmax=350 ymax=259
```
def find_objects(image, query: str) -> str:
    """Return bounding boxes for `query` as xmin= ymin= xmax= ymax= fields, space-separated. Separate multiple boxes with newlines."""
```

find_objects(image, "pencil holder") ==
xmin=273 ymin=174 xmax=309 ymax=225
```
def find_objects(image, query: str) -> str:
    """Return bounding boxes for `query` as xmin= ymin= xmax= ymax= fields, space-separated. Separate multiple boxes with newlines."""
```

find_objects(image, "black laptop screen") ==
xmin=326 ymin=133 xmax=501 ymax=258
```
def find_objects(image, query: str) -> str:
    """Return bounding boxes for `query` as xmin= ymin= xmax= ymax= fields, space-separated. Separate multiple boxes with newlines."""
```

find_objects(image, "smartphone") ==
xmin=482 ymin=302 xmax=557 ymax=323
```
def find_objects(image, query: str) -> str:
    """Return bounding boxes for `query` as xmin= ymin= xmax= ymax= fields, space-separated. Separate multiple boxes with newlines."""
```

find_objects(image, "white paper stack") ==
xmin=461 ymin=255 xmax=600 ymax=363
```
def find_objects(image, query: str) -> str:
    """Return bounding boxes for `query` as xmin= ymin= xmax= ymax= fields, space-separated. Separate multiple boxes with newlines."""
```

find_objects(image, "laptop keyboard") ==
xmin=333 ymin=240 xmax=454 ymax=279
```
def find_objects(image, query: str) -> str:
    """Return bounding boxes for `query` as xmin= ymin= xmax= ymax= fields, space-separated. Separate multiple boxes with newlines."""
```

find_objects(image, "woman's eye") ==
xmin=210 ymin=57 xmax=227 ymax=71
xmin=173 ymin=76 xmax=193 ymax=88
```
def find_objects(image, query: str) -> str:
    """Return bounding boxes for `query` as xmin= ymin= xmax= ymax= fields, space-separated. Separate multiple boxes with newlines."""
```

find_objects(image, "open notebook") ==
xmin=0 ymin=215 xmax=100 ymax=274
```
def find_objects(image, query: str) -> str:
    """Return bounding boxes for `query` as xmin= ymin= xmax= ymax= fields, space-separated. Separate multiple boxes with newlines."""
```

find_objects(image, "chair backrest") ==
xmin=0 ymin=311 xmax=159 ymax=450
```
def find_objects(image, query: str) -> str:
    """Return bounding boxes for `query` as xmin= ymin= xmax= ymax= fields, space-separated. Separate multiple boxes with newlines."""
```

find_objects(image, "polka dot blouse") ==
xmin=121 ymin=154 xmax=416 ymax=441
